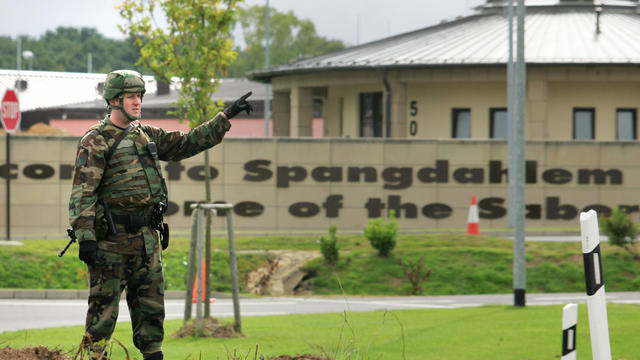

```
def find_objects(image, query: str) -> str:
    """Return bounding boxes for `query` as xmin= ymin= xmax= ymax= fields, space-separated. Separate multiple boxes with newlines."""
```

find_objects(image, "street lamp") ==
xmin=22 ymin=50 xmax=34 ymax=70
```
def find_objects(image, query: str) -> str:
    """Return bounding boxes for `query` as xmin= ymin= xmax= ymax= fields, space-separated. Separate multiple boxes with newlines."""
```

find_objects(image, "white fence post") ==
xmin=579 ymin=210 xmax=612 ymax=360
xmin=561 ymin=303 xmax=577 ymax=360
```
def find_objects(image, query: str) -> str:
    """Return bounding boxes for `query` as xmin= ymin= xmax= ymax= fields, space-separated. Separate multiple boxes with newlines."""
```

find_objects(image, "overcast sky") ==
xmin=0 ymin=0 xmax=485 ymax=46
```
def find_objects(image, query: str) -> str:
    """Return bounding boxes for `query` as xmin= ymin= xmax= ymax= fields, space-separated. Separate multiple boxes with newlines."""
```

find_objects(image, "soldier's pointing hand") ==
xmin=224 ymin=91 xmax=253 ymax=119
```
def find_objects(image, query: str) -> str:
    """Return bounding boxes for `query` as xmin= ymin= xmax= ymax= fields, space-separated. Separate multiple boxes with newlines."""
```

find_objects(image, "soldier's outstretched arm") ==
xmin=144 ymin=92 xmax=253 ymax=161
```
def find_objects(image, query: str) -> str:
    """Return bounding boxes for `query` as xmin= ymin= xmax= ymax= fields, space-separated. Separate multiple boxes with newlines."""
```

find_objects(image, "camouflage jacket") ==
xmin=69 ymin=113 xmax=230 ymax=254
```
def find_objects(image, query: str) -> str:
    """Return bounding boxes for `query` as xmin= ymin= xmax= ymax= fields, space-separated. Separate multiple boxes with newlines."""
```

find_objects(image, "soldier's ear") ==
xmin=108 ymin=98 xmax=120 ymax=107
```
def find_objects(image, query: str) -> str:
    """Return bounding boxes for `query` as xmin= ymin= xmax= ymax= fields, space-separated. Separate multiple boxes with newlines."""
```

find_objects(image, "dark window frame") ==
xmin=489 ymin=107 xmax=508 ymax=139
xmin=615 ymin=108 xmax=637 ymax=140
xmin=573 ymin=107 xmax=595 ymax=140
xmin=452 ymin=108 xmax=471 ymax=138
xmin=359 ymin=92 xmax=383 ymax=138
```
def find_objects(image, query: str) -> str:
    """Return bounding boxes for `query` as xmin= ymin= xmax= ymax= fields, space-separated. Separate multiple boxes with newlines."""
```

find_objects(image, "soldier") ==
xmin=69 ymin=70 xmax=252 ymax=360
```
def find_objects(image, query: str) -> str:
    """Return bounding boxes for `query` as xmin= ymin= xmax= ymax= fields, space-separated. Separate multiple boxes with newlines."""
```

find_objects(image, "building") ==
xmin=3 ymin=0 xmax=640 ymax=237
xmin=0 ymin=70 xmax=324 ymax=137
xmin=249 ymin=0 xmax=640 ymax=141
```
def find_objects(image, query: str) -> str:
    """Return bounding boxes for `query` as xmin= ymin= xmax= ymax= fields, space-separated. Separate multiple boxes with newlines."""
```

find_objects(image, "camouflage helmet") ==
xmin=102 ymin=70 xmax=146 ymax=101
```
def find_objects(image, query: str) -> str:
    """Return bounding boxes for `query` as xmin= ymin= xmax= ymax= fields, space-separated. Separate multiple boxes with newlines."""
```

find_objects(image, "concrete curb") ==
xmin=0 ymin=289 xmax=231 ymax=300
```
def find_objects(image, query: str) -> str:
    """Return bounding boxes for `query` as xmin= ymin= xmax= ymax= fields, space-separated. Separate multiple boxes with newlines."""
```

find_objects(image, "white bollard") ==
xmin=579 ymin=210 xmax=612 ymax=360
xmin=561 ymin=303 xmax=577 ymax=360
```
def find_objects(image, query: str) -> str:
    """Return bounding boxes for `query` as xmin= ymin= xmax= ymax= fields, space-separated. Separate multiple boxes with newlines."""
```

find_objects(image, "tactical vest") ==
xmin=93 ymin=119 xmax=168 ymax=213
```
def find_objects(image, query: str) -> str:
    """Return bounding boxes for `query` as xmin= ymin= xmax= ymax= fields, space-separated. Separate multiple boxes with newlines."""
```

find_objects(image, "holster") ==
xmin=108 ymin=203 xmax=169 ymax=249
xmin=160 ymin=223 xmax=170 ymax=250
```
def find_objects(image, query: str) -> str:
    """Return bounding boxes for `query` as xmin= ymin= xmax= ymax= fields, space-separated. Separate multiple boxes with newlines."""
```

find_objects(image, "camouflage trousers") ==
xmin=85 ymin=248 xmax=165 ymax=356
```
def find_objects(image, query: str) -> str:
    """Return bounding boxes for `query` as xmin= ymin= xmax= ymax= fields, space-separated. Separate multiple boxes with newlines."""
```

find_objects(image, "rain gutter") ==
xmin=382 ymin=68 xmax=391 ymax=138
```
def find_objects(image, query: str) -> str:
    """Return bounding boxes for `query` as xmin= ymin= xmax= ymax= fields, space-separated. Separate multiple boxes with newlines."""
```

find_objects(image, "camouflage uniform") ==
xmin=69 ymin=70 xmax=231 ymax=358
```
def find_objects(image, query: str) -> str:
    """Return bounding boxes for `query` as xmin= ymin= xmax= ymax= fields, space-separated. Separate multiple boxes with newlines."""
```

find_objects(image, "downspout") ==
xmin=382 ymin=68 xmax=392 ymax=138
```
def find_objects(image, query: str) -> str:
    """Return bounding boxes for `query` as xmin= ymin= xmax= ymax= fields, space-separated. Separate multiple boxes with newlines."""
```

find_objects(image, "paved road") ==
xmin=504 ymin=235 xmax=608 ymax=242
xmin=1 ymin=292 xmax=638 ymax=334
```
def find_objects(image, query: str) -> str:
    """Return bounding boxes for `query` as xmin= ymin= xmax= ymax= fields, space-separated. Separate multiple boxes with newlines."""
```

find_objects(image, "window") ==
xmin=573 ymin=108 xmax=594 ymax=140
xmin=359 ymin=92 xmax=383 ymax=137
xmin=490 ymin=108 xmax=507 ymax=139
xmin=452 ymin=108 xmax=471 ymax=138
xmin=313 ymin=98 xmax=323 ymax=118
xmin=616 ymin=109 xmax=636 ymax=140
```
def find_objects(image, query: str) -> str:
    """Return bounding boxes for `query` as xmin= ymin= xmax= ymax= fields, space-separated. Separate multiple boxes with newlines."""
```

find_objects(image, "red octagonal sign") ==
xmin=1 ymin=89 xmax=21 ymax=133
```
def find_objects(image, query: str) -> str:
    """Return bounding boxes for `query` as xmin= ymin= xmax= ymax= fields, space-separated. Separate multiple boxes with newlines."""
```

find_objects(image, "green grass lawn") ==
xmin=2 ymin=234 xmax=640 ymax=296
xmin=0 ymin=304 xmax=638 ymax=359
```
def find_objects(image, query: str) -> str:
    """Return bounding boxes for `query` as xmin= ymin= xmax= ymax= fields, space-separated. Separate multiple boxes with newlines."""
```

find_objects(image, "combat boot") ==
xmin=143 ymin=351 xmax=163 ymax=360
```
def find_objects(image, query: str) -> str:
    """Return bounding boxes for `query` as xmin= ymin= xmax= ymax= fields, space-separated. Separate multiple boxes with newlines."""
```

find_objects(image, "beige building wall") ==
xmin=546 ymin=81 xmax=640 ymax=140
xmin=269 ymin=66 xmax=640 ymax=142
xmin=272 ymin=71 xmax=387 ymax=138
xmin=407 ymin=81 xmax=506 ymax=139
xmin=1 ymin=135 xmax=638 ymax=237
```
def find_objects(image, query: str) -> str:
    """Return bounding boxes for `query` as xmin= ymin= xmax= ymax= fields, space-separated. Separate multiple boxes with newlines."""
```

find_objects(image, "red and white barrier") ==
xmin=561 ymin=303 xmax=577 ymax=360
xmin=579 ymin=210 xmax=612 ymax=360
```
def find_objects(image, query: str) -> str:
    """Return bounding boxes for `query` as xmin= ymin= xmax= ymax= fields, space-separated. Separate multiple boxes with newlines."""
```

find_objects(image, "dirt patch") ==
xmin=172 ymin=317 xmax=240 ymax=338
xmin=246 ymin=251 xmax=321 ymax=296
xmin=0 ymin=346 xmax=70 ymax=360
xmin=0 ymin=343 xmax=331 ymax=360
xmin=269 ymin=355 xmax=331 ymax=360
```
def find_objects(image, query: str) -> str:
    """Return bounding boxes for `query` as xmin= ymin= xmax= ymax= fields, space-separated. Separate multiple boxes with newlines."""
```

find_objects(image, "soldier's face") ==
xmin=121 ymin=92 xmax=142 ymax=118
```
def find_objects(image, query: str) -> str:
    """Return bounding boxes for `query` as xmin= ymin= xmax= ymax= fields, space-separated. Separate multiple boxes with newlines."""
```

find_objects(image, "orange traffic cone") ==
xmin=467 ymin=194 xmax=480 ymax=235
xmin=192 ymin=259 xmax=216 ymax=304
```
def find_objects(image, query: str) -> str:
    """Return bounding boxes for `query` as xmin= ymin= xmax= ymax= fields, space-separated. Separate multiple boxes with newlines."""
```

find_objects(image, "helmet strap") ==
xmin=108 ymin=96 xmax=140 ymax=121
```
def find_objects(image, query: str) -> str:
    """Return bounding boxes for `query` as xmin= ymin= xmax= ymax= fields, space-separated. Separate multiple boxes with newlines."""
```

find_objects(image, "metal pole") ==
xmin=88 ymin=53 xmax=92 ymax=73
xmin=195 ymin=207 xmax=204 ymax=335
xmin=5 ymin=133 xmax=10 ymax=240
xmin=264 ymin=0 xmax=271 ymax=137
xmin=513 ymin=0 xmax=527 ymax=307
xmin=507 ymin=0 xmax=515 ymax=228
xmin=16 ymin=38 xmax=21 ymax=71
xmin=183 ymin=206 xmax=199 ymax=323
xmin=226 ymin=207 xmax=242 ymax=333
xmin=190 ymin=203 xmax=241 ymax=332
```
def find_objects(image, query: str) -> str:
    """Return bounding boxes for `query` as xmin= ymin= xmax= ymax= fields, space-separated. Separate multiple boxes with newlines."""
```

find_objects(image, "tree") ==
xmin=227 ymin=5 xmax=345 ymax=77
xmin=601 ymin=207 xmax=640 ymax=260
xmin=0 ymin=28 xmax=143 ymax=73
xmin=119 ymin=0 xmax=240 ymax=321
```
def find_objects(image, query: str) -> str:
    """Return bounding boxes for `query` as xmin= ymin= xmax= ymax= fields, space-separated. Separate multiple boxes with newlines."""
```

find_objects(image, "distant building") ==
xmin=249 ymin=0 xmax=640 ymax=141
xmin=4 ymin=0 xmax=640 ymax=237
xmin=0 ymin=70 xmax=324 ymax=137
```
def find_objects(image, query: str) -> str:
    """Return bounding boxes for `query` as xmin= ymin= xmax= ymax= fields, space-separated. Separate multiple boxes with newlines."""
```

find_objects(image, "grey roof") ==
xmin=0 ymin=70 xmax=157 ymax=112
xmin=0 ymin=69 xmax=265 ymax=112
xmin=250 ymin=1 xmax=640 ymax=81
xmin=141 ymin=78 xmax=267 ymax=109
xmin=61 ymin=78 xmax=267 ymax=110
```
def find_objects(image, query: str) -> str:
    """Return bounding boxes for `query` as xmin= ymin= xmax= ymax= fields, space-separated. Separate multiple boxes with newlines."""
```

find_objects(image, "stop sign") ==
xmin=1 ymin=89 xmax=21 ymax=133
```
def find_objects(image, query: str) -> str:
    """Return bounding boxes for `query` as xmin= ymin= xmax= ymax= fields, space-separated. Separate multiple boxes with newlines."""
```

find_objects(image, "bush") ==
xmin=364 ymin=210 xmax=399 ymax=257
xmin=398 ymin=256 xmax=431 ymax=295
xmin=601 ymin=207 xmax=639 ymax=258
xmin=319 ymin=225 xmax=339 ymax=265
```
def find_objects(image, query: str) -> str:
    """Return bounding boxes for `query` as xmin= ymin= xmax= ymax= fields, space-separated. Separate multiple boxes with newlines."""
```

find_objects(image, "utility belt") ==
xmin=103 ymin=201 xmax=170 ymax=250
xmin=112 ymin=213 xmax=154 ymax=234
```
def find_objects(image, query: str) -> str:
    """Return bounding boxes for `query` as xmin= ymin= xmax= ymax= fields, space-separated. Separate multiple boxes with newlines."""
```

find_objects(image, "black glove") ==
xmin=78 ymin=241 xmax=98 ymax=266
xmin=223 ymin=91 xmax=253 ymax=119
xmin=160 ymin=223 xmax=169 ymax=250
